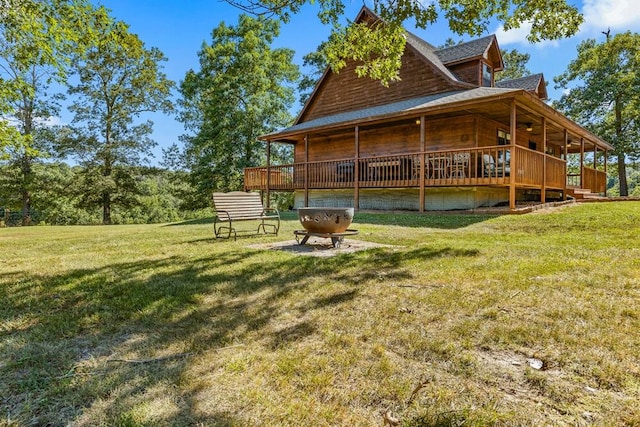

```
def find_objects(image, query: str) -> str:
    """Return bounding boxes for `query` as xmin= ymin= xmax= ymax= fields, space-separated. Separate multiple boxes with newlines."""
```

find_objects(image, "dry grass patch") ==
xmin=1 ymin=203 xmax=640 ymax=425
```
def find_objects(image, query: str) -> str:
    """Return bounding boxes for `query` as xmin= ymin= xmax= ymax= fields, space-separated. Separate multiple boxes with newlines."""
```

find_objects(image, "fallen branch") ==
xmin=392 ymin=284 xmax=444 ymax=289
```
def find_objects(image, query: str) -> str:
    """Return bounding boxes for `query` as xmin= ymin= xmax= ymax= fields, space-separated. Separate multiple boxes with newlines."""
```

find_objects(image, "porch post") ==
xmin=541 ymin=117 xmax=547 ymax=204
xmin=354 ymin=126 xmax=360 ymax=210
xmin=304 ymin=134 xmax=309 ymax=207
xmin=419 ymin=115 xmax=425 ymax=213
xmin=509 ymin=101 xmax=517 ymax=210
xmin=563 ymin=130 xmax=568 ymax=200
xmin=604 ymin=149 xmax=608 ymax=196
xmin=580 ymin=138 xmax=585 ymax=189
xmin=266 ymin=140 xmax=271 ymax=208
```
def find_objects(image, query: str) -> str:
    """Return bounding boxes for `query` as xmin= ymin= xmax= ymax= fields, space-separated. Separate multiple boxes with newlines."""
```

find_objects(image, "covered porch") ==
xmin=245 ymin=91 xmax=611 ymax=211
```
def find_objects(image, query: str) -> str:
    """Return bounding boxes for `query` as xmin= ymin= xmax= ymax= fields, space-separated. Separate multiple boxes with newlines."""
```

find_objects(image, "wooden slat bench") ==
xmin=212 ymin=191 xmax=280 ymax=240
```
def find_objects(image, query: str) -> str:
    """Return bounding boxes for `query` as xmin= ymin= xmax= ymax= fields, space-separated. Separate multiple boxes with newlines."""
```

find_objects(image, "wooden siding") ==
xmin=425 ymin=115 xmax=477 ymax=151
xmin=300 ymin=46 xmax=460 ymax=122
xmin=449 ymin=61 xmax=480 ymax=86
xmin=295 ymin=133 xmax=355 ymax=163
xmin=359 ymin=122 xmax=421 ymax=157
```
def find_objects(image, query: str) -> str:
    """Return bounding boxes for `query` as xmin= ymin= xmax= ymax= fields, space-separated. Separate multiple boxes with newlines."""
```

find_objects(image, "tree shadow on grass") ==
xmin=161 ymin=210 xmax=497 ymax=231
xmin=0 ymin=244 xmax=478 ymax=425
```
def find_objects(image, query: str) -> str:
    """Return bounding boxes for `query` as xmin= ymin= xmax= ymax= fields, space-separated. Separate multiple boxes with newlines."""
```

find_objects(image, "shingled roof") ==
xmin=404 ymin=31 xmax=470 ymax=85
xmin=496 ymin=73 xmax=547 ymax=99
xmin=264 ymin=87 xmax=521 ymax=138
xmin=434 ymin=35 xmax=498 ymax=65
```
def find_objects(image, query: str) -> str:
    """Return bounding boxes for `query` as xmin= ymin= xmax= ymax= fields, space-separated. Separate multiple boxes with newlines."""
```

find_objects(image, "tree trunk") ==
xmin=614 ymin=94 xmax=628 ymax=196
xmin=21 ymin=190 xmax=31 ymax=226
xmin=20 ymin=156 xmax=32 ymax=226
xmin=617 ymin=153 xmax=628 ymax=196
xmin=103 ymin=192 xmax=112 ymax=225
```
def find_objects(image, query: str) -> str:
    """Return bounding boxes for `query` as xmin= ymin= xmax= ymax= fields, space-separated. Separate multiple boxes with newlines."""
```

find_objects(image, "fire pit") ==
xmin=295 ymin=207 xmax=357 ymax=248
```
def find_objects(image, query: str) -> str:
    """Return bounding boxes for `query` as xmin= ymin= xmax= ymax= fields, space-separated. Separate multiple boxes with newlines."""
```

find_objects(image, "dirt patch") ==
xmin=247 ymin=237 xmax=397 ymax=257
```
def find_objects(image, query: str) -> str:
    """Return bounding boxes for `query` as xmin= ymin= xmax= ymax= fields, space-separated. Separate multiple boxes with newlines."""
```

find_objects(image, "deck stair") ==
xmin=567 ymin=187 xmax=606 ymax=200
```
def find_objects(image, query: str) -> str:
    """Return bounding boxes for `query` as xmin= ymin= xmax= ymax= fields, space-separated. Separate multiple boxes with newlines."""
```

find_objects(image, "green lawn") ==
xmin=1 ymin=202 xmax=639 ymax=426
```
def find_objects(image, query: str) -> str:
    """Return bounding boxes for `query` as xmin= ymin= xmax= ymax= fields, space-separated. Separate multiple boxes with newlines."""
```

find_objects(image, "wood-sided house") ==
xmin=244 ymin=7 xmax=612 ymax=211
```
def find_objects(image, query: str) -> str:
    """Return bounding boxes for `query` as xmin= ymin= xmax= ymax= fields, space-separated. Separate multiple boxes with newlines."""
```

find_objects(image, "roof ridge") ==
xmin=434 ymin=34 xmax=496 ymax=53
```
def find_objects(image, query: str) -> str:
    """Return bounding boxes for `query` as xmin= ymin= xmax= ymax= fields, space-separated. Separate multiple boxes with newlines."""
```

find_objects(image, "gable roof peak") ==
xmin=435 ymin=34 xmax=503 ymax=70
xmin=496 ymin=73 xmax=547 ymax=99
xmin=354 ymin=5 xmax=382 ymax=24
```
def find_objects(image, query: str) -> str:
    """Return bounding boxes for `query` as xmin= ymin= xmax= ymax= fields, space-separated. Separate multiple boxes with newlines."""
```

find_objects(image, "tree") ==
xmin=64 ymin=20 xmax=174 ymax=224
xmin=496 ymin=49 xmax=531 ymax=82
xmin=178 ymin=15 xmax=299 ymax=207
xmin=0 ymin=0 xmax=111 ymax=224
xmin=225 ymin=0 xmax=583 ymax=84
xmin=554 ymin=31 xmax=640 ymax=196
xmin=298 ymin=41 xmax=327 ymax=106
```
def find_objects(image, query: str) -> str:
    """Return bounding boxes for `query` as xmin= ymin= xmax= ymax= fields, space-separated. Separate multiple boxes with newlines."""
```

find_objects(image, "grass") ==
xmin=1 ymin=202 xmax=640 ymax=426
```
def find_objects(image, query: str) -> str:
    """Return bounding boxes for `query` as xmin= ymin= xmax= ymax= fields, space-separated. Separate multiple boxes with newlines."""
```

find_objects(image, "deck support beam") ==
xmin=541 ymin=117 xmax=547 ymax=204
xmin=266 ymin=140 xmax=271 ymax=208
xmin=304 ymin=135 xmax=309 ymax=207
xmin=354 ymin=126 xmax=360 ymax=210
xmin=580 ymin=137 xmax=585 ymax=189
xmin=563 ymin=130 xmax=568 ymax=200
xmin=604 ymin=149 xmax=608 ymax=196
xmin=509 ymin=101 xmax=517 ymax=210
xmin=419 ymin=116 xmax=425 ymax=212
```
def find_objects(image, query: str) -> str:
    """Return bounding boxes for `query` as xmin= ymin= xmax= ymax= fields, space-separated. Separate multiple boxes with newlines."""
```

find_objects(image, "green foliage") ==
xmin=554 ymin=31 xmax=640 ymax=195
xmin=225 ymin=0 xmax=583 ymax=83
xmin=0 ymin=162 xmax=206 ymax=225
xmin=0 ymin=0 xmax=112 ymax=223
xmin=178 ymin=15 xmax=299 ymax=208
xmin=298 ymin=42 xmax=328 ymax=106
xmin=326 ymin=20 xmax=406 ymax=86
xmin=65 ymin=20 xmax=175 ymax=224
xmin=496 ymin=49 xmax=531 ymax=82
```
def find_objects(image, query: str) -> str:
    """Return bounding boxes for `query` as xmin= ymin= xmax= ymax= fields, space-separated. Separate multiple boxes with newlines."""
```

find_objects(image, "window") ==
xmin=497 ymin=130 xmax=510 ymax=145
xmin=482 ymin=63 xmax=493 ymax=87
xmin=497 ymin=130 xmax=510 ymax=165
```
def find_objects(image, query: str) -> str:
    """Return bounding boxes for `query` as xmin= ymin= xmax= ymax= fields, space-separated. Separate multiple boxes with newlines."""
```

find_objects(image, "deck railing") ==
xmin=583 ymin=166 xmax=607 ymax=194
xmin=244 ymin=146 xmax=566 ymax=191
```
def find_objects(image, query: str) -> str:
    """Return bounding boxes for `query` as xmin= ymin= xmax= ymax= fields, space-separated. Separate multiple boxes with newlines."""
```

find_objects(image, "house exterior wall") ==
xmin=425 ymin=115 xmax=477 ymax=151
xmin=449 ymin=61 xmax=480 ymax=86
xmin=300 ymin=47 xmax=460 ymax=122
xmin=359 ymin=122 xmax=421 ymax=157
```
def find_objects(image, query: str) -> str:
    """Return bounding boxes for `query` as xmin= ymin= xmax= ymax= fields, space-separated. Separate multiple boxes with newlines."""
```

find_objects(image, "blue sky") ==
xmin=88 ymin=0 xmax=640 ymax=164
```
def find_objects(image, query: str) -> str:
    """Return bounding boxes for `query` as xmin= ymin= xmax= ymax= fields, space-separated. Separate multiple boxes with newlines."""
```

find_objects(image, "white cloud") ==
xmin=35 ymin=116 xmax=65 ymax=127
xmin=494 ymin=21 xmax=559 ymax=48
xmin=581 ymin=0 xmax=640 ymax=34
xmin=494 ymin=0 xmax=640 ymax=47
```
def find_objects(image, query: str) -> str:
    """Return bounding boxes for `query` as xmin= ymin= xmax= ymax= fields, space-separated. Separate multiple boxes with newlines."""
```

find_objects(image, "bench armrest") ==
xmin=215 ymin=209 xmax=231 ymax=221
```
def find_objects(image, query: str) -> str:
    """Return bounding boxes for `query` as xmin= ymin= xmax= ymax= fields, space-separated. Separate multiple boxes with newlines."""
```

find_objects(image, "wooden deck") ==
xmin=245 ymin=146 xmax=607 ymax=193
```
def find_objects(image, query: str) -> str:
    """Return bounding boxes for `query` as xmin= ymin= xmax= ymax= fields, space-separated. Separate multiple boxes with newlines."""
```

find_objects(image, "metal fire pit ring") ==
xmin=294 ymin=229 xmax=359 ymax=249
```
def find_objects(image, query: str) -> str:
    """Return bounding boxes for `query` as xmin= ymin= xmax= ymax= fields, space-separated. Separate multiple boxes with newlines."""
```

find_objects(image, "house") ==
xmin=244 ymin=7 xmax=612 ymax=211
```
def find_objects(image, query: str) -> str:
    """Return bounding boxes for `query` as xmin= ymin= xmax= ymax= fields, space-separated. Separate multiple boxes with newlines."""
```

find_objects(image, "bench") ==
xmin=212 ymin=191 xmax=280 ymax=240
